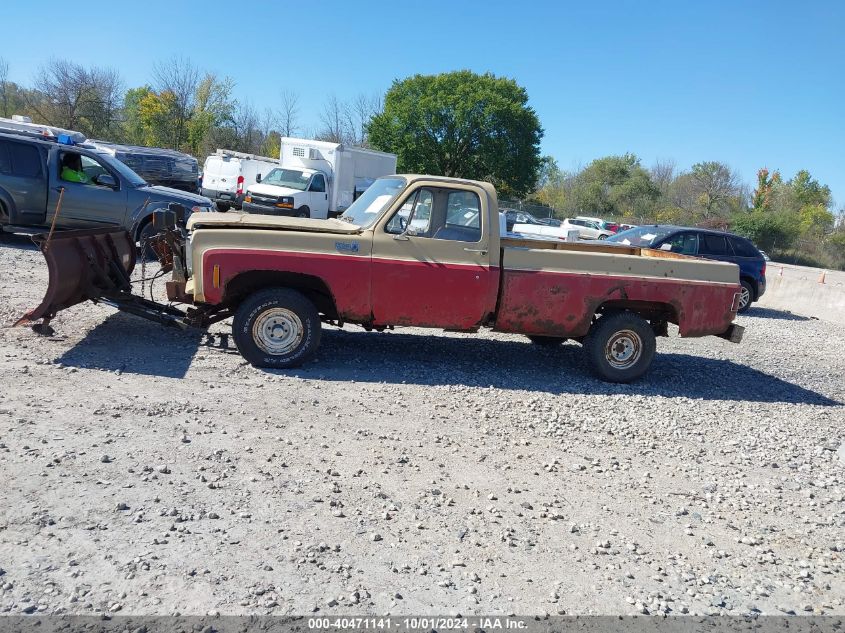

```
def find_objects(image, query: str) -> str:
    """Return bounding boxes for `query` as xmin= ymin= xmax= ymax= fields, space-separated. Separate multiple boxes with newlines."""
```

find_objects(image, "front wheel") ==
xmin=583 ymin=312 xmax=656 ymax=383
xmin=232 ymin=288 xmax=321 ymax=368
xmin=598 ymin=234 xmax=608 ymax=240
xmin=296 ymin=206 xmax=310 ymax=219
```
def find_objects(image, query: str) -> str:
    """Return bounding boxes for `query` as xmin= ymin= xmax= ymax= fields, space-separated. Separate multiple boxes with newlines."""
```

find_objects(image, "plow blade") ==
xmin=15 ymin=227 xmax=137 ymax=327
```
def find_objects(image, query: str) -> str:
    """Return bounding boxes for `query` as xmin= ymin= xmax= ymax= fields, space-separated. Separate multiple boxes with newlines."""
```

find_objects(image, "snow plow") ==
xmin=14 ymin=207 xmax=193 ymax=335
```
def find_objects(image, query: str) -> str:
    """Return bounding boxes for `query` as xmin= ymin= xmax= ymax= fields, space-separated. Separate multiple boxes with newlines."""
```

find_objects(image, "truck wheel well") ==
xmin=223 ymin=271 xmax=338 ymax=319
xmin=597 ymin=300 xmax=679 ymax=325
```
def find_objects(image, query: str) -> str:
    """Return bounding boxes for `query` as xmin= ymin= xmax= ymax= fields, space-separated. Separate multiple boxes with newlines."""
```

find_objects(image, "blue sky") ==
xmin=2 ymin=0 xmax=843 ymax=206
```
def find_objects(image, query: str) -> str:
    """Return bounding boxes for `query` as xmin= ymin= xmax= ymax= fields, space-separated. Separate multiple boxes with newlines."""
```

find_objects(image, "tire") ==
xmin=216 ymin=202 xmax=230 ymax=212
xmin=296 ymin=206 xmax=310 ymax=219
xmin=598 ymin=234 xmax=608 ymax=240
xmin=527 ymin=335 xmax=567 ymax=347
xmin=232 ymin=288 xmax=321 ymax=369
xmin=583 ymin=311 xmax=656 ymax=383
xmin=737 ymin=280 xmax=754 ymax=314
xmin=137 ymin=220 xmax=158 ymax=260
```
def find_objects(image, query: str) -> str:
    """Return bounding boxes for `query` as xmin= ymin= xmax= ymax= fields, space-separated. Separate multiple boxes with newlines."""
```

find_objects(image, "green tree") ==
xmin=688 ymin=161 xmax=742 ymax=218
xmin=789 ymin=169 xmax=831 ymax=209
xmin=570 ymin=154 xmax=659 ymax=217
xmin=368 ymin=71 xmax=543 ymax=197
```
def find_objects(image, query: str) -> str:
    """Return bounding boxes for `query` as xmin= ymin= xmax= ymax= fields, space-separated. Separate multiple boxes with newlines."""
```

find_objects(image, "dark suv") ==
xmin=0 ymin=130 xmax=213 ymax=244
xmin=607 ymin=225 xmax=766 ymax=313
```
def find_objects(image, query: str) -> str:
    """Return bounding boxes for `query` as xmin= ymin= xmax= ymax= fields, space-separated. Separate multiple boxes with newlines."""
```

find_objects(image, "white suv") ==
xmin=562 ymin=218 xmax=614 ymax=240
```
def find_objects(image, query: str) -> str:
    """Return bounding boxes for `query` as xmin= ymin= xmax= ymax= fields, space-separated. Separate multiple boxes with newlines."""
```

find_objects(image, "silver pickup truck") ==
xmin=0 ymin=129 xmax=213 ymax=245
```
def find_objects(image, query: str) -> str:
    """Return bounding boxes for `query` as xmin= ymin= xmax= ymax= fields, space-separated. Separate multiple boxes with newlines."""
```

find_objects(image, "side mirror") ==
xmin=256 ymin=173 xmax=262 ymax=183
xmin=95 ymin=173 xmax=117 ymax=188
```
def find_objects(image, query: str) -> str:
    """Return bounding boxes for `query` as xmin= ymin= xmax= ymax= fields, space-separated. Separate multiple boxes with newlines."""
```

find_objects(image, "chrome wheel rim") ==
xmin=739 ymin=286 xmax=751 ymax=310
xmin=253 ymin=308 xmax=303 ymax=355
xmin=605 ymin=329 xmax=642 ymax=369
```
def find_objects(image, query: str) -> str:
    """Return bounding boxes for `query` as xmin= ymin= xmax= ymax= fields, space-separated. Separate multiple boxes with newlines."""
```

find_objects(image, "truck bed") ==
xmin=495 ymin=241 xmax=740 ymax=338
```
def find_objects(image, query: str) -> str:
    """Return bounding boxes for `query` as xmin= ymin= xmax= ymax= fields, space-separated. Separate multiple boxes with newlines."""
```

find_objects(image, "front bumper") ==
xmin=201 ymin=188 xmax=243 ymax=208
xmin=241 ymin=202 xmax=297 ymax=217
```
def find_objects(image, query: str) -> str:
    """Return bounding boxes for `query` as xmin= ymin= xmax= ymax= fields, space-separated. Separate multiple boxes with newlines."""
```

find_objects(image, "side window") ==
xmin=385 ymin=188 xmax=434 ymax=235
xmin=729 ymin=237 xmax=758 ymax=257
xmin=433 ymin=190 xmax=482 ymax=243
xmin=81 ymin=155 xmax=109 ymax=181
xmin=662 ymin=232 xmax=698 ymax=255
xmin=309 ymin=174 xmax=326 ymax=193
xmin=699 ymin=233 xmax=729 ymax=255
xmin=0 ymin=141 xmax=10 ymax=174
xmin=8 ymin=142 xmax=42 ymax=178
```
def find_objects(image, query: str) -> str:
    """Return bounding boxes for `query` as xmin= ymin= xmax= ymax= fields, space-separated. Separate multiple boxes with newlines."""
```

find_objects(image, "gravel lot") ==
xmin=0 ymin=234 xmax=843 ymax=617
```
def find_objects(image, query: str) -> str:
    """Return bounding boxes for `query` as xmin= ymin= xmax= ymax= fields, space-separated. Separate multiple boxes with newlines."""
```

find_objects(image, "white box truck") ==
xmin=202 ymin=149 xmax=280 ymax=211
xmin=241 ymin=137 xmax=397 ymax=219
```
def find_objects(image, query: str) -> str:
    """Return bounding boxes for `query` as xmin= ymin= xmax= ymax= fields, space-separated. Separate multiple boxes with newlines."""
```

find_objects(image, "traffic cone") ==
xmin=818 ymin=270 xmax=826 ymax=284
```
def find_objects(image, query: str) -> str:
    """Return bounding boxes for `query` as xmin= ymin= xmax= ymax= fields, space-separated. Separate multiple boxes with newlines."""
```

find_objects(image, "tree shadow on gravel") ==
xmin=55 ymin=312 xmax=204 ymax=377
xmin=743 ymin=306 xmax=812 ymax=321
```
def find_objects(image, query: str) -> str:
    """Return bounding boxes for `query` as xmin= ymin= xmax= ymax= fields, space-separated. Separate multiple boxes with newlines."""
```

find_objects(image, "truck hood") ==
xmin=247 ymin=183 xmax=303 ymax=197
xmin=139 ymin=184 xmax=211 ymax=206
xmin=187 ymin=212 xmax=361 ymax=234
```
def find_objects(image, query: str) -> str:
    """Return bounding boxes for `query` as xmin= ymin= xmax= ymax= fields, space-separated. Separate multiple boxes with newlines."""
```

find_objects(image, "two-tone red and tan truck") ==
xmin=19 ymin=174 xmax=744 ymax=382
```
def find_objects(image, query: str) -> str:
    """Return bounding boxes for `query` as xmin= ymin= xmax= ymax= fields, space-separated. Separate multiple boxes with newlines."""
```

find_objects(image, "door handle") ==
xmin=464 ymin=247 xmax=488 ymax=255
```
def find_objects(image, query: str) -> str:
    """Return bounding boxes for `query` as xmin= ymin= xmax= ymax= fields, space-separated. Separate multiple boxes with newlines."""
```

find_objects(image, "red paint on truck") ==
xmin=495 ymin=270 xmax=738 ymax=338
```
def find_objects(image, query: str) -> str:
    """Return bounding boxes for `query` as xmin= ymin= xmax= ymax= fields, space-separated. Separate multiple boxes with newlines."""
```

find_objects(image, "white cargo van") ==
xmin=242 ymin=138 xmax=397 ymax=219
xmin=201 ymin=150 xmax=279 ymax=211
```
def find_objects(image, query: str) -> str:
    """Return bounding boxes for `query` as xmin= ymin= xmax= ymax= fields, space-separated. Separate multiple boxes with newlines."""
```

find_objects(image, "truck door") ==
xmin=0 ymin=139 xmax=48 ymax=225
xmin=308 ymin=173 xmax=329 ymax=219
xmin=370 ymin=185 xmax=497 ymax=330
xmin=48 ymin=150 xmax=128 ymax=228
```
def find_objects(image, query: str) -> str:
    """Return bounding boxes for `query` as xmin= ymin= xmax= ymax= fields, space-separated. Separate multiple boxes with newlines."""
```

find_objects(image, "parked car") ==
xmin=202 ymin=149 xmax=279 ymax=211
xmin=575 ymin=216 xmax=619 ymax=233
xmin=93 ymin=141 xmax=200 ymax=193
xmin=504 ymin=209 xmax=544 ymax=231
xmin=0 ymin=129 xmax=214 ymax=248
xmin=563 ymin=217 xmax=615 ymax=240
xmin=607 ymin=225 xmax=766 ymax=312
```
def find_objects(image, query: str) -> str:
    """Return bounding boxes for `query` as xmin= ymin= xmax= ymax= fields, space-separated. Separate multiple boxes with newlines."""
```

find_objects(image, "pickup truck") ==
xmin=0 ymin=129 xmax=214 ymax=244
xmin=19 ymin=175 xmax=744 ymax=383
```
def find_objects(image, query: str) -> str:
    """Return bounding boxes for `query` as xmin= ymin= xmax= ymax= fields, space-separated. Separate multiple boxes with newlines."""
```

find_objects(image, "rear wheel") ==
xmin=296 ymin=206 xmax=310 ymax=218
xmin=527 ymin=335 xmax=567 ymax=347
xmin=584 ymin=312 xmax=656 ymax=383
xmin=737 ymin=280 xmax=754 ymax=313
xmin=216 ymin=202 xmax=230 ymax=212
xmin=232 ymin=288 xmax=321 ymax=368
xmin=598 ymin=234 xmax=608 ymax=240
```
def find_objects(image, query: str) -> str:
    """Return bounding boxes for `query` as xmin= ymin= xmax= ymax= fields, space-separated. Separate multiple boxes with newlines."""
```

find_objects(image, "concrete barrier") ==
xmin=756 ymin=262 xmax=845 ymax=323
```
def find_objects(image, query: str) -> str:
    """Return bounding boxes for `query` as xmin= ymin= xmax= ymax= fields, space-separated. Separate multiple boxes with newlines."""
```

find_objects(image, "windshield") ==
xmin=97 ymin=152 xmax=147 ymax=187
xmin=261 ymin=168 xmax=311 ymax=191
xmin=339 ymin=177 xmax=407 ymax=228
xmin=607 ymin=225 xmax=676 ymax=247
